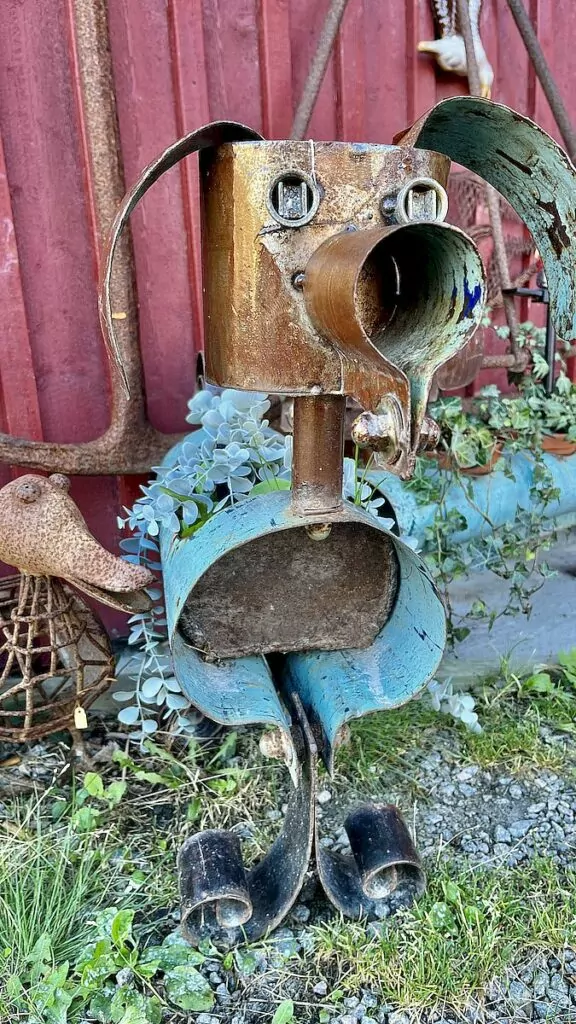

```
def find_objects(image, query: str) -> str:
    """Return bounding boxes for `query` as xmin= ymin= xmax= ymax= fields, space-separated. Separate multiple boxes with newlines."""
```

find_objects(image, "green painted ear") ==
xmin=397 ymin=97 xmax=576 ymax=340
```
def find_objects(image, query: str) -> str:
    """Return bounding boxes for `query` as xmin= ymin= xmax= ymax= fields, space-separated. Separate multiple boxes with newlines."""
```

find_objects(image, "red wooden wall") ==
xmin=1 ymin=0 xmax=574 ymax=633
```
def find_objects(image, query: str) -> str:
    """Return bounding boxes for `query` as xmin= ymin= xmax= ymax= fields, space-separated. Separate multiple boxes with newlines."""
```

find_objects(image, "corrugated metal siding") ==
xmin=1 ymin=0 xmax=574 ymax=629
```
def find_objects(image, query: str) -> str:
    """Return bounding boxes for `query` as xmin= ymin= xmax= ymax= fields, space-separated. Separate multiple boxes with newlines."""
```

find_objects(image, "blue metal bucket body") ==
xmin=160 ymin=475 xmax=446 ymax=762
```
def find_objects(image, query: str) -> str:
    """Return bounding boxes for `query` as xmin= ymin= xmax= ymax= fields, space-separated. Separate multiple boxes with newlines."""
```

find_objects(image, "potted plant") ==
xmin=521 ymin=374 xmax=576 ymax=456
xmin=427 ymin=395 xmax=504 ymax=475
xmin=476 ymin=376 xmax=576 ymax=457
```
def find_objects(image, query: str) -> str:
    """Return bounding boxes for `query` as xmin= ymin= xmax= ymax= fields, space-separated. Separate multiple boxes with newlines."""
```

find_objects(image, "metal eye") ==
xmin=16 ymin=480 xmax=42 ymax=503
xmin=49 ymin=474 xmax=71 ymax=492
xmin=394 ymin=177 xmax=449 ymax=224
xmin=267 ymin=171 xmax=320 ymax=227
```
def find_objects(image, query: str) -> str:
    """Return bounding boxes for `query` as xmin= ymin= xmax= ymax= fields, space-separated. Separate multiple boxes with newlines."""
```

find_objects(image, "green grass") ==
xmin=335 ymin=653 xmax=576 ymax=784
xmin=0 ymin=655 xmax=575 ymax=1022
xmin=462 ymin=655 xmax=576 ymax=773
xmin=0 ymin=800 xmax=153 ymax=983
xmin=310 ymin=857 xmax=576 ymax=1013
xmin=0 ymin=733 xmax=283 ymax=990
xmin=334 ymin=702 xmax=443 ymax=801
xmin=462 ymin=711 xmax=567 ymax=772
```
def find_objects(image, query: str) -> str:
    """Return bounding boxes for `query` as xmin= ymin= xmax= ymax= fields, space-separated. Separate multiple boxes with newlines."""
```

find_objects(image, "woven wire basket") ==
xmin=0 ymin=574 xmax=114 ymax=741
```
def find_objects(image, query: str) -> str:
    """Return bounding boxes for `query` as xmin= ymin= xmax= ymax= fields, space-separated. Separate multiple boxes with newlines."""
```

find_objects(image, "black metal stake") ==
xmin=503 ymin=270 xmax=555 ymax=395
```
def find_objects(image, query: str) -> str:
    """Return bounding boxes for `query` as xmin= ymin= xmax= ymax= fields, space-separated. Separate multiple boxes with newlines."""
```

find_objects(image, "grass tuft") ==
xmin=310 ymin=857 xmax=576 ymax=1013
xmin=0 ymin=799 xmax=144 ymax=983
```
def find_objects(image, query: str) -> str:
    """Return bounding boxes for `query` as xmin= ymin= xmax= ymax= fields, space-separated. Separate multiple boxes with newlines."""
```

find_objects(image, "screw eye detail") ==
xmin=394 ymin=178 xmax=448 ymax=224
xmin=268 ymin=171 xmax=320 ymax=227
xmin=16 ymin=481 xmax=42 ymax=503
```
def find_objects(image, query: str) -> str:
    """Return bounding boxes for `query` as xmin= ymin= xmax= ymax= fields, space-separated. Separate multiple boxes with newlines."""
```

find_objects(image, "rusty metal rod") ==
xmin=456 ymin=0 xmax=519 ymax=358
xmin=505 ymin=0 xmax=576 ymax=164
xmin=289 ymin=1 xmax=350 ymax=515
xmin=291 ymin=396 xmax=345 ymax=515
xmin=0 ymin=0 xmax=183 ymax=474
xmin=480 ymin=352 xmax=529 ymax=369
xmin=291 ymin=0 xmax=350 ymax=141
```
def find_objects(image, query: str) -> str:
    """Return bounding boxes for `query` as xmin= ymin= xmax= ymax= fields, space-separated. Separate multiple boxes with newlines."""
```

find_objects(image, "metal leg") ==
xmin=316 ymin=803 xmax=425 ymax=919
xmin=178 ymin=693 xmax=316 ymax=946
xmin=177 ymin=690 xmax=425 ymax=945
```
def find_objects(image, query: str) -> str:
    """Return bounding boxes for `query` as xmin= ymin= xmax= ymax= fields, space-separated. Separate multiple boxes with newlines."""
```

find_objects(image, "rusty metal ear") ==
xmin=0 ymin=122 xmax=263 ymax=476
xmin=396 ymin=96 xmax=576 ymax=341
xmin=99 ymin=121 xmax=264 ymax=396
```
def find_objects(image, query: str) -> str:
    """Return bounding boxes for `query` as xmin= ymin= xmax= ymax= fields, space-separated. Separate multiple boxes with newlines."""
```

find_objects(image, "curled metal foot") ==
xmin=178 ymin=694 xmax=316 ymax=947
xmin=317 ymin=803 xmax=425 ymax=919
xmin=176 ymin=692 xmax=426 ymax=946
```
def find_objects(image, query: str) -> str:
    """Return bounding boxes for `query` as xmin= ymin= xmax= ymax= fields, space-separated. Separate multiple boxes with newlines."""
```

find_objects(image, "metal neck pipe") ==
xmin=291 ymin=395 xmax=345 ymax=515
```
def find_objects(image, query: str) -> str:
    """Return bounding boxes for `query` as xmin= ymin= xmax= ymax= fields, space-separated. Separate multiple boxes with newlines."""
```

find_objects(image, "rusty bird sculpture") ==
xmin=0 ymin=473 xmax=153 ymax=741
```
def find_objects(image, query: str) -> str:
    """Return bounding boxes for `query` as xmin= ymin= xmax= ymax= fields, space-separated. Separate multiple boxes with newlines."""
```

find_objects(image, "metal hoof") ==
xmin=179 ymin=830 xmax=253 ymax=935
xmin=178 ymin=694 xmax=316 ymax=947
xmin=317 ymin=803 xmax=425 ymax=919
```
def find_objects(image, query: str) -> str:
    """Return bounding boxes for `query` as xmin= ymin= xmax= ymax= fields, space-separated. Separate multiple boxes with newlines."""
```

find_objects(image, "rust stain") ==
xmin=539 ymin=199 xmax=571 ymax=258
xmin=495 ymin=148 xmax=533 ymax=176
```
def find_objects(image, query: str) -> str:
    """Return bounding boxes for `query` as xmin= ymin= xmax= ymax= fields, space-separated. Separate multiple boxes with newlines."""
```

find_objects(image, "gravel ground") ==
xmin=2 ymin=704 xmax=575 ymax=1022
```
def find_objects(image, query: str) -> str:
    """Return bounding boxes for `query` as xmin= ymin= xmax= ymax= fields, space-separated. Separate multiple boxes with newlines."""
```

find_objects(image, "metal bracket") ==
xmin=178 ymin=692 xmax=424 ymax=947
xmin=503 ymin=271 xmax=556 ymax=394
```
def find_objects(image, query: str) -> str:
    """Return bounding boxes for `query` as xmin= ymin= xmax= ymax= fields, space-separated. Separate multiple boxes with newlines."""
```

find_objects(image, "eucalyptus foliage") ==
xmin=426 ymin=677 xmax=482 ymax=733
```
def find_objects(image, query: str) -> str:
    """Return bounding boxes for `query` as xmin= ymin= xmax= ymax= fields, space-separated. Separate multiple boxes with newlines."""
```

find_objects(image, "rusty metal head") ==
xmin=0 ymin=474 xmax=153 ymax=612
xmin=96 ymin=99 xmax=576 ymax=490
xmin=199 ymin=137 xmax=482 ymax=475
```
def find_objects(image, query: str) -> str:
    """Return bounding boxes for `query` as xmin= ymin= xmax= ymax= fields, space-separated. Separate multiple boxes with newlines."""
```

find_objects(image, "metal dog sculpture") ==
xmin=101 ymin=97 xmax=576 ymax=944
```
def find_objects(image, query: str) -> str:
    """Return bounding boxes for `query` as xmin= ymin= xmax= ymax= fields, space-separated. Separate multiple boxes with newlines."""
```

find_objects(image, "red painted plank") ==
xmin=363 ymin=0 xmax=410 ymax=143
xmin=405 ymin=0 xmax=437 ymax=124
xmin=335 ymin=0 xmax=366 ymax=141
xmin=108 ymin=0 xmax=197 ymax=433
xmin=290 ymin=0 xmax=338 ymax=141
xmin=0 ymin=0 xmax=109 ymax=443
xmin=0 ymin=134 xmax=43 ymax=443
xmin=528 ymin=0 xmax=561 ymax=143
xmin=201 ymin=0 xmax=263 ymax=128
xmin=168 ymin=0 xmax=211 ymax=354
xmin=258 ymin=0 xmax=294 ymax=138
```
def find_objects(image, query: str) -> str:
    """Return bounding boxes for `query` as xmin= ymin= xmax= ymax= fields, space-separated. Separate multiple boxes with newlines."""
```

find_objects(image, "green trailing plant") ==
xmin=427 ymin=395 xmax=500 ymax=471
xmin=409 ymin=451 xmax=558 ymax=646
xmin=474 ymin=383 xmax=535 ymax=441
xmin=488 ymin=315 xmax=573 ymax=380
xmin=521 ymin=373 xmax=576 ymax=442
xmin=406 ymin=373 xmax=561 ymax=647
xmin=476 ymin=373 xmax=576 ymax=444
